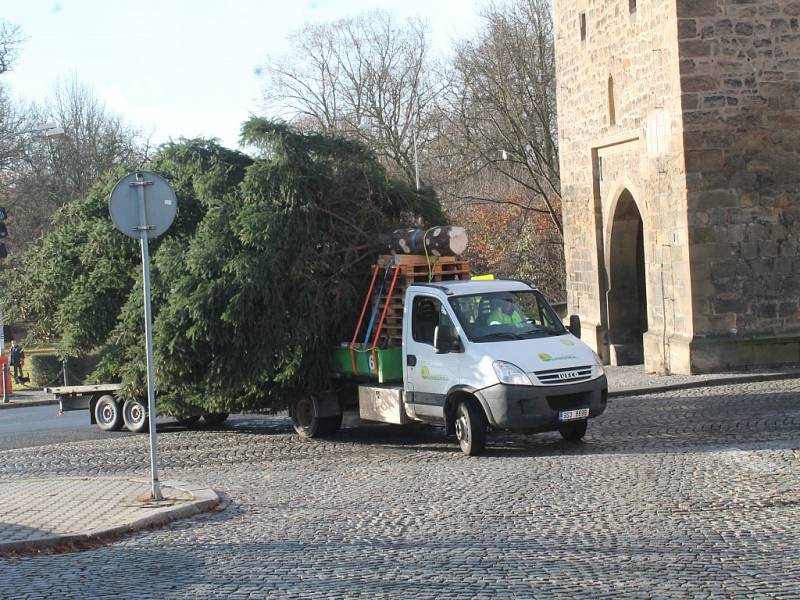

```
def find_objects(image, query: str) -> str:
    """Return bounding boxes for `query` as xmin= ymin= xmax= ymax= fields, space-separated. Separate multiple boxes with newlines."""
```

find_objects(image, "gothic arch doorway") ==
xmin=607 ymin=189 xmax=647 ymax=365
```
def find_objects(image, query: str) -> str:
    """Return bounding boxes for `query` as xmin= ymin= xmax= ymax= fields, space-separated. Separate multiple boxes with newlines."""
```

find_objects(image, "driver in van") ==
xmin=488 ymin=298 xmax=525 ymax=326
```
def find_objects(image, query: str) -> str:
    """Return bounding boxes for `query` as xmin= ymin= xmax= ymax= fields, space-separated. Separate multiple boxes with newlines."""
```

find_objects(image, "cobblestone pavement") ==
xmin=0 ymin=379 xmax=798 ymax=599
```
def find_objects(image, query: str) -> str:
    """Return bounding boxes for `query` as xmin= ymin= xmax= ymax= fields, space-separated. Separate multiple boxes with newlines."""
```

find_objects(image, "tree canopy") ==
xmin=2 ymin=118 xmax=443 ymax=413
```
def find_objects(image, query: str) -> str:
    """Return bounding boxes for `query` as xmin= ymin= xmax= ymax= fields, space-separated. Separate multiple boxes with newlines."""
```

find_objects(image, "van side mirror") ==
xmin=568 ymin=315 xmax=581 ymax=338
xmin=434 ymin=325 xmax=461 ymax=354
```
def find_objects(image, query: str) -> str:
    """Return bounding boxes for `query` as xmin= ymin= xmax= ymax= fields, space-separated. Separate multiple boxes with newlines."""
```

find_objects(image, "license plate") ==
xmin=559 ymin=408 xmax=589 ymax=422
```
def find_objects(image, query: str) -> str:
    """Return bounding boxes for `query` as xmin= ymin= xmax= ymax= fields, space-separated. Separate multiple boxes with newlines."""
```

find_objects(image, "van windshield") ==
xmin=448 ymin=290 xmax=566 ymax=342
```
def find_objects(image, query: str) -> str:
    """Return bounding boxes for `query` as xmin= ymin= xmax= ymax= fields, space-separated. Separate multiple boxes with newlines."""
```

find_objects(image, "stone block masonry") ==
xmin=555 ymin=0 xmax=800 ymax=373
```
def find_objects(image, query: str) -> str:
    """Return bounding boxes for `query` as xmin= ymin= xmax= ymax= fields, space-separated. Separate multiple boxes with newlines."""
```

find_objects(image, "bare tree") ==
xmin=260 ymin=10 xmax=446 ymax=184
xmin=0 ymin=20 xmax=27 ymax=172
xmin=441 ymin=0 xmax=561 ymax=235
xmin=0 ymin=20 xmax=24 ymax=76
xmin=3 ymin=78 xmax=147 ymax=247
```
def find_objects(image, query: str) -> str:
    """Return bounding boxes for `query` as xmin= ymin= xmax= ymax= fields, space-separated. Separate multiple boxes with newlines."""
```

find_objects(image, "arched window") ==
xmin=608 ymin=76 xmax=616 ymax=126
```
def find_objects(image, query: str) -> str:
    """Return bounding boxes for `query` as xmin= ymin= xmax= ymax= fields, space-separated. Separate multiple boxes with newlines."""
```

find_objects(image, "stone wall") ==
xmin=554 ymin=0 xmax=694 ymax=372
xmin=679 ymin=0 xmax=800 ymax=369
xmin=555 ymin=0 xmax=800 ymax=373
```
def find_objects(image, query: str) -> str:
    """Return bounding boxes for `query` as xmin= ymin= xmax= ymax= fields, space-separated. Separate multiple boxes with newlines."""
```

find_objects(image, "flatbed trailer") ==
xmin=45 ymin=384 xmax=228 ymax=433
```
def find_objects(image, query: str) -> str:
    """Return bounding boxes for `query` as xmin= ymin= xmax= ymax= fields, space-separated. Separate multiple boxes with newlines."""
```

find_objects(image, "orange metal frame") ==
xmin=370 ymin=266 xmax=400 ymax=375
xmin=348 ymin=265 xmax=401 ymax=376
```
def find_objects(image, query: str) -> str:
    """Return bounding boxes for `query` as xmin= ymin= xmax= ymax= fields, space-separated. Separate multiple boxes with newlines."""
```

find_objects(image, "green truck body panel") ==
xmin=330 ymin=346 xmax=403 ymax=383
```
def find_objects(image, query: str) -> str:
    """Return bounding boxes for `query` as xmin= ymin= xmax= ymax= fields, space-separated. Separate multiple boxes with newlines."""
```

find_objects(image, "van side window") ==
xmin=412 ymin=296 xmax=441 ymax=345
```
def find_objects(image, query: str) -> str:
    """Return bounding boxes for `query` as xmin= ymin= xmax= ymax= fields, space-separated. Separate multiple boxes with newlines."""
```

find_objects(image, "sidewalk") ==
xmin=0 ymin=387 xmax=57 ymax=409
xmin=605 ymin=365 xmax=800 ymax=397
xmin=0 ymin=477 xmax=221 ymax=554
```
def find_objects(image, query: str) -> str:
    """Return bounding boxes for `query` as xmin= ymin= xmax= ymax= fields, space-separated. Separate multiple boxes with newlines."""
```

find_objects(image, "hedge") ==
xmin=28 ymin=353 xmax=103 ymax=388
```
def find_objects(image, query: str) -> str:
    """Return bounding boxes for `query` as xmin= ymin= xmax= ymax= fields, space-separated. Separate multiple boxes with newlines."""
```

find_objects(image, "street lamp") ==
xmin=10 ymin=122 xmax=68 ymax=140
xmin=34 ymin=122 xmax=68 ymax=140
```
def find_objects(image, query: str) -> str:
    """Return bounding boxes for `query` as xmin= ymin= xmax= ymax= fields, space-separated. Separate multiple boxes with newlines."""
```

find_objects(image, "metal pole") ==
xmin=133 ymin=173 xmax=162 ymax=501
xmin=62 ymin=358 xmax=69 ymax=386
xmin=1 ymin=309 xmax=5 ymax=404
xmin=413 ymin=127 xmax=420 ymax=192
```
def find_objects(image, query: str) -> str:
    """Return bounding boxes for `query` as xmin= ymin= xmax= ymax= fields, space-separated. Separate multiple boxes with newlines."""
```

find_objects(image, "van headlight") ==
xmin=592 ymin=352 xmax=606 ymax=377
xmin=493 ymin=361 xmax=533 ymax=386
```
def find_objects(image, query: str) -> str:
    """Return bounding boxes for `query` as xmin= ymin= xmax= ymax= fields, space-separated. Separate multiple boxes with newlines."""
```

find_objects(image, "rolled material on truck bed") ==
xmin=388 ymin=226 xmax=468 ymax=257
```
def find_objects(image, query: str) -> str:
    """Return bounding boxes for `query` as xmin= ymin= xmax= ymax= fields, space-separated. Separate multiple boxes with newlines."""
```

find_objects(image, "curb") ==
xmin=608 ymin=371 xmax=800 ymax=398
xmin=0 ymin=399 xmax=59 ymax=410
xmin=0 ymin=480 xmax=221 ymax=555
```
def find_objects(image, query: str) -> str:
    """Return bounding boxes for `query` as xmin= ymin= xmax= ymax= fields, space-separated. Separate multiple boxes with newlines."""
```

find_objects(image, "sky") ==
xmin=0 ymin=0 xmax=480 ymax=149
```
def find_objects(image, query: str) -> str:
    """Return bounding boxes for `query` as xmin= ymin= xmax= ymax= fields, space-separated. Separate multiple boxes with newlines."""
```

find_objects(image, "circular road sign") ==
xmin=109 ymin=171 xmax=177 ymax=239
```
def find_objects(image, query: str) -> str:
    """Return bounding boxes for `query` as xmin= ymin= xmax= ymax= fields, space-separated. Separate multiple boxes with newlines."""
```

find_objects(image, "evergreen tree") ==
xmin=2 ymin=119 xmax=443 ymax=413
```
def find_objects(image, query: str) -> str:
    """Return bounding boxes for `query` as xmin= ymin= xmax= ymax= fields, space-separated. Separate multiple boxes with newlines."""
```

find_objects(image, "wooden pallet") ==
xmin=378 ymin=255 xmax=469 ymax=277
xmin=367 ymin=254 xmax=471 ymax=349
xmin=378 ymin=254 xmax=458 ymax=266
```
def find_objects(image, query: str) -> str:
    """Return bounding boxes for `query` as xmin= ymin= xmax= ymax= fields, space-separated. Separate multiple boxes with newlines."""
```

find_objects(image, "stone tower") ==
xmin=554 ymin=0 xmax=800 ymax=373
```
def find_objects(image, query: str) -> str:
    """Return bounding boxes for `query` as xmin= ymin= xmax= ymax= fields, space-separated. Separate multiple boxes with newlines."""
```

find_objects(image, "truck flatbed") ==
xmin=44 ymin=384 xmax=122 ymax=396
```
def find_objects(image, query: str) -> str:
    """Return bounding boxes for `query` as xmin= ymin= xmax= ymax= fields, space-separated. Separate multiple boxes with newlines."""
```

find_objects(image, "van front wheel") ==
xmin=559 ymin=419 xmax=587 ymax=441
xmin=454 ymin=400 xmax=486 ymax=456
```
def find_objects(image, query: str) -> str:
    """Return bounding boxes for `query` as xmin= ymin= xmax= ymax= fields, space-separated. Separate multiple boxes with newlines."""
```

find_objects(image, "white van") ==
xmin=294 ymin=279 xmax=608 ymax=456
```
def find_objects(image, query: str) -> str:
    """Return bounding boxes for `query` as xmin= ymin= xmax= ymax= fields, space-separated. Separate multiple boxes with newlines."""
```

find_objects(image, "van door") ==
xmin=404 ymin=293 xmax=460 ymax=422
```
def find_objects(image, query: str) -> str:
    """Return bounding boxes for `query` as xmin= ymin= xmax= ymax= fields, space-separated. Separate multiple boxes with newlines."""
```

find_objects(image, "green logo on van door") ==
xmin=538 ymin=352 xmax=576 ymax=362
xmin=421 ymin=366 xmax=448 ymax=382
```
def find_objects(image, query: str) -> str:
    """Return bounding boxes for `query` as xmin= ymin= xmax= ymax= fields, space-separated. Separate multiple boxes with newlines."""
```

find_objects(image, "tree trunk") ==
xmin=388 ymin=226 xmax=468 ymax=256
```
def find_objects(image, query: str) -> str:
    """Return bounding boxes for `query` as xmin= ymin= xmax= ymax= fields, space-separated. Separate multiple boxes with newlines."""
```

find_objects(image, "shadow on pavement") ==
xmin=206 ymin=387 xmax=800 ymax=459
xmin=0 ymin=522 xmax=57 ymax=553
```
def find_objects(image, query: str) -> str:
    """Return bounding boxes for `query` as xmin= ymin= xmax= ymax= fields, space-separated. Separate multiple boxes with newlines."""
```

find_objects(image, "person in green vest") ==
xmin=488 ymin=298 xmax=525 ymax=327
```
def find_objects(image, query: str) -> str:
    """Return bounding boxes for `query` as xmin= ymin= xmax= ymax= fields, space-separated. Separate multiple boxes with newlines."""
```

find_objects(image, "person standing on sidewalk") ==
xmin=9 ymin=339 xmax=24 ymax=384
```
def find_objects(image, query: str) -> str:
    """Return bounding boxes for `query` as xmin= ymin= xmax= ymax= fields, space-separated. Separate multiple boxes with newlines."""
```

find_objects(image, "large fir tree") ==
xmin=2 ymin=119 xmax=443 ymax=413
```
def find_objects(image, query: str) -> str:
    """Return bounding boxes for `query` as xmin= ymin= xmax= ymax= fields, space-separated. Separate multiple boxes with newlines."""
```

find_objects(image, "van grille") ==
xmin=531 ymin=365 xmax=593 ymax=385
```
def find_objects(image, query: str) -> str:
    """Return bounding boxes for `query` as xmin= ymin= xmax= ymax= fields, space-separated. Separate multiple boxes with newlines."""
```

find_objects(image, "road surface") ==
xmin=1 ymin=379 xmax=798 ymax=598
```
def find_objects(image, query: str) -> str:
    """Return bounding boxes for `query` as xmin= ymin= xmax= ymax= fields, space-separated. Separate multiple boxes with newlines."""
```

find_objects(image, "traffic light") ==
xmin=0 ymin=206 xmax=6 ymax=259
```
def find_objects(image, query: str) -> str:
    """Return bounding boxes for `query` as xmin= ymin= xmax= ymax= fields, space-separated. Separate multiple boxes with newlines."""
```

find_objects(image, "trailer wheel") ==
xmin=454 ymin=400 xmax=486 ymax=456
xmin=123 ymin=398 xmax=149 ymax=433
xmin=202 ymin=412 xmax=229 ymax=426
xmin=558 ymin=419 xmax=587 ymax=441
xmin=94 ymin=395 xmax=123 ymax=432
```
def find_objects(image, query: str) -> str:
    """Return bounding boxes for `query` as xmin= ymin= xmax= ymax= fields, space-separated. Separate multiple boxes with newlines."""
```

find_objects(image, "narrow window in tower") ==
xmin=580 ymin=13 xmax=586 ymax=41
xmin=608 ymin=76 xmax=616 ymax=126
xmin=629 ymin=0 xmax=637 ymax=14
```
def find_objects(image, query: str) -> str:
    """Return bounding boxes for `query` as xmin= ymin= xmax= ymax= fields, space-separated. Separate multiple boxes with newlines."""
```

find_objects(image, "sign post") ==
xmin=0 ymin=308 xmax=5 ymax=405
xmin=109 ymin=171 xmax=177 ymax=501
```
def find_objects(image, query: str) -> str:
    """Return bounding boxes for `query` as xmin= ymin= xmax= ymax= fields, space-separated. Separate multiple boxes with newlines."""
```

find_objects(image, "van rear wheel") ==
xmin=319 ymin=413 xmax=342 ymax=436
xmin=292 ymin=397 xmax=341 ymax=438
xmin=292 ymin=397 xmax=322 ymax=438
xmin=559 ymin=419 xmax=588 ymax=441
xmin=454 ymin=400 xmax=486 ymax=456
xmin=202 ymin=413 xmax=229 ymax=426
